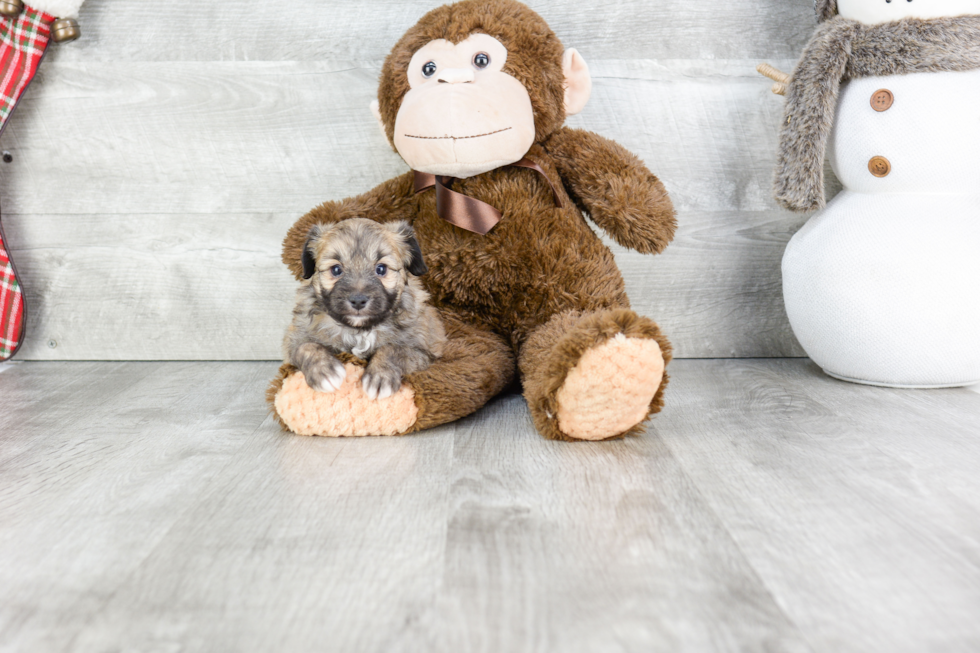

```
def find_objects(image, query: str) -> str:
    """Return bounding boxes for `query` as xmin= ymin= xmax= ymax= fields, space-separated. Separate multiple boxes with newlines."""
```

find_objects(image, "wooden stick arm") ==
xmin=757 ymin=63 xmax=790 ymax=96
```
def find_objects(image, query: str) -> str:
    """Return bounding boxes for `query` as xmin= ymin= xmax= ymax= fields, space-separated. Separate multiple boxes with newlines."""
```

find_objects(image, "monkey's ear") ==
xmin=369 ymin=99 xmax=387 ymax=136
xmin=390 ymin=221 xmax=428 ymax=277
xmin=562 ymin=48 xmax=592 ymax=116
xmin=302 ymin=225 xmax=322 ymax=280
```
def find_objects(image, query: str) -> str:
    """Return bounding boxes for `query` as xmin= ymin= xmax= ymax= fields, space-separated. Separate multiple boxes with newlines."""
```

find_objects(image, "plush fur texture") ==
xmin=275 ymin=365 xmax=419 ymax=437
xmin=29 ymin=0 xmax=85 ymax=18
xmin=268 ymin=311 xmax=516 ymax=434
xmin=518 ymin=309 xmax=672 ymax=442
xmin=270 ymin=0 xmax=676 ymax=440
xmin=557 ymin=335 xmax=664 ymax=440
xmin=816 ymin=0 xmax=838 ymax=22
xmin=774 ymin=15 xmax=980 ymax=212
xmin=378 ymin=0 xmax=567 ymax=147
xmin=285 ymin=219 xmax=445 ymax=403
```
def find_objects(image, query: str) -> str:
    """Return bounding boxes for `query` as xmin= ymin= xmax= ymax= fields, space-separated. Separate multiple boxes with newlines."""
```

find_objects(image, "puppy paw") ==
xmin=362 ymin=368 xmax=403 ymax=400
xmin=304 ymin=357 xmax=347 ymax=394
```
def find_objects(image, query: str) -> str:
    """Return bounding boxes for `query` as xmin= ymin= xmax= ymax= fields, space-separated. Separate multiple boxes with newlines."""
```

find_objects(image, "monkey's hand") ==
xmin=282 ymin=172 xmax=419 ymax=280
xmin=544 ymin=127 xmax=677 ymax=255
xmin=294 ymin=342 xmax=347 ymax=393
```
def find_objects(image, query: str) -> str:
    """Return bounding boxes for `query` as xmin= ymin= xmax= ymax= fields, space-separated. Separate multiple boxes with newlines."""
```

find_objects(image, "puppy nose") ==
xmin=437 ymin=68 xmax=475 ymax=84
xmin=348 ymin=294 xmax=370 ymax=311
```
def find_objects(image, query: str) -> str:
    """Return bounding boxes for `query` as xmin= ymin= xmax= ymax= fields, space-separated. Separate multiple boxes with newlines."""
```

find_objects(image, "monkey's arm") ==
xmin=544 ymin=127 xmax=676 ymax=255
xmin=282 ymin=171 xmax=418 ymax=280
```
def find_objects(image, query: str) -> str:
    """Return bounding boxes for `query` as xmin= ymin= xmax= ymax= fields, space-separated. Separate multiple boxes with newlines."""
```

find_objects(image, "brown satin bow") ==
xmin=413 ymin=158 xmax=563 ymax=235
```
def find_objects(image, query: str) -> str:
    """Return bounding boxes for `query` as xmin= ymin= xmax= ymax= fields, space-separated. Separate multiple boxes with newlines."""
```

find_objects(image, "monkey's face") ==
xmin=302 ymin=219 xmax=428 ymax=330
xmin=393 ymin=33 xmax=536 ymax=179
xmin=375 ymin=1 xmax=592 ymax=178
xmin=836 ymin=0 xmax=980 ymax=22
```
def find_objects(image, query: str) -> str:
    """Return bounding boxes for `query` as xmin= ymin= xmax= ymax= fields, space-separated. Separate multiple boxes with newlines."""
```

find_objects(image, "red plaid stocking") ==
xmin=0 ymin=5 xmax=56 ymax=360
xmin=0 ymin=214 xmax=25 ymax=360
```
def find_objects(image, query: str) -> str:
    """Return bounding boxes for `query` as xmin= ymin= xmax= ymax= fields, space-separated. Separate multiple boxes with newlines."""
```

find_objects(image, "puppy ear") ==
xmin=302 ymin=225 xmax=322 ymax=280
xmin=389 ymin=221 xmax=428 ymax=277
xmin=405 ymin=233 xmax=428 ymax=277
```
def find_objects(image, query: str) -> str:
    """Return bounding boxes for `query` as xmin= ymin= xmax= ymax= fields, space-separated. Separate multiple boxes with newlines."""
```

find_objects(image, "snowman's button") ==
xmin=868 ymin=156 xmax=891 ymax=178
xmin=871 ymin=89 xmax=894 ymax=112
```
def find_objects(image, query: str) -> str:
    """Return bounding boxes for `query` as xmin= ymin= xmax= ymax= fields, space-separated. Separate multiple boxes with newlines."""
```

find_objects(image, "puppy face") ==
xmin=302 ymin=218 xmax=427 ymax=329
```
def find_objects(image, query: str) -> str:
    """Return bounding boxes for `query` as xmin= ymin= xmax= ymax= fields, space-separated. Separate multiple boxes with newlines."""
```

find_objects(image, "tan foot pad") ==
xmin=274 ymin=364 xmax=418 ymax=437
xmin=556 ymin=334 xmax=665 ymax=440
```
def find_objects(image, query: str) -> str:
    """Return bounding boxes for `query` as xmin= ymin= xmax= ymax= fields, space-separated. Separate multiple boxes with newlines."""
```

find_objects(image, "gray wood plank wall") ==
xmin=0 ymin=0 xmax=822 ymax=360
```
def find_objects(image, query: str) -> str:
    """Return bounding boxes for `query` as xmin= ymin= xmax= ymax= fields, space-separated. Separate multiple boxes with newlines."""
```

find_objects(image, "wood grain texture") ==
xmin=392 ymin=396 xmax=811 ymax=653
xmin=0 ymin=0 xmax=823 ymax=360
xmin=2 ymin=60 xmax=795 ymax=216
xmin=4 ymin=208 xmax=806 ymax=360
xmin=0 ymin=362 xmax=276 ymax=650
xmin=662 ymin=360 xmax=980 ymax=653
xmin=1 ymin=57 xmax=807 ymax=359
xmin=6 ymin=212 xmax=299 ymax=360
xmin=2 ymin=360 xmax=979 ymax=652
xmin=54 ymin=0 xmax=817 ymax=63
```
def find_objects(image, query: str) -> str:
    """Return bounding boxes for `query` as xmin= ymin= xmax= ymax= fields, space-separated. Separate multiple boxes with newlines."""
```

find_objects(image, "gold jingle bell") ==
xmin=51 ymin=17 xmax=80 ymax=43
xmin=0 ymin=0 xmax=24 ymax=18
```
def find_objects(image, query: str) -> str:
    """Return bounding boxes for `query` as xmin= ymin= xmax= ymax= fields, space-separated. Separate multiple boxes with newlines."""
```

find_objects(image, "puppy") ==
xmin=284 ymin=218 xmax=446 ymax=400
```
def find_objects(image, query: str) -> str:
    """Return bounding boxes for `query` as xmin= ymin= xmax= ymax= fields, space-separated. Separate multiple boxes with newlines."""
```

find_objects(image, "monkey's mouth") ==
xmin=403 ymin=127 xmax=512 ymax=141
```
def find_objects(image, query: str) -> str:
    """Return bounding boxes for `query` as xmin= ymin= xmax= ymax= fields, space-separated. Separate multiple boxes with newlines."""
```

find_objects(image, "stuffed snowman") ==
xmin=767 ymin=0 xmax=980 ymax=388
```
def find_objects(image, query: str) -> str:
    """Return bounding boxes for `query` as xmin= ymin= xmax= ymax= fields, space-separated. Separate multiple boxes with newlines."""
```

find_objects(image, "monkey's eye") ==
xmin=422 ymin=61 xmax=437 ymax=78
xmin=375 ymin=263 xmax=388 ymax=277
xmin=473 ymin=52 xmax=490 ymax=69
xmin=330 ymin=265 xmax=342 ymax=277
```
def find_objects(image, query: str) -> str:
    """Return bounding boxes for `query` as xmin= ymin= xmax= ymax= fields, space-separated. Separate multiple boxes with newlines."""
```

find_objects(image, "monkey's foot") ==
xmin=273 ymin=363 xmax=418 ymax=437
xmin=556 ymin=334 xmax=665 ymax=441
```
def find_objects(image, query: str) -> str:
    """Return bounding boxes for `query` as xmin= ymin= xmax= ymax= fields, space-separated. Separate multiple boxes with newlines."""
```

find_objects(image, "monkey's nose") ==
xmin=349 ymin=294 xmax=370 ymax=311
xmin=437 ymin=68 xmax=475 ymax=84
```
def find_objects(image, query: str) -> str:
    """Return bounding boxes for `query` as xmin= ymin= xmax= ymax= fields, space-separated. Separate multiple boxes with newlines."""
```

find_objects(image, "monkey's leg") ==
xmin=519 ymin=309 xmax=672 ymax=441
xmin=268 ymin=311 xmax=515 ymax=436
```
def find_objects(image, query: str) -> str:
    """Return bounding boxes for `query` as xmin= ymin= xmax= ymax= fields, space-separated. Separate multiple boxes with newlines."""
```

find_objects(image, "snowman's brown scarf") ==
xmin=774 ymin=15 xmax=980 ymax=212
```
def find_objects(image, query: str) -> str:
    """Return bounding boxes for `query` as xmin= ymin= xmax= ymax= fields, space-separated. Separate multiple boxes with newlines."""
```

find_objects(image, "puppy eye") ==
xmin=473 ymin=52 xmax=490 ymax=69
xmin=330 ymin=265 xmax=342 ymax=277
xmin=375 ymin=263 xmax=388 ymax=276
xmin=422 ymin=61 xmax=437 ymax=78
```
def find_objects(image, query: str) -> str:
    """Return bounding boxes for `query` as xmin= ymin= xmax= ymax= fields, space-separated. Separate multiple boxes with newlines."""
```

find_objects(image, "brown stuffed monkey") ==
xmin=269 ymin=0 xmax=677 ymax=441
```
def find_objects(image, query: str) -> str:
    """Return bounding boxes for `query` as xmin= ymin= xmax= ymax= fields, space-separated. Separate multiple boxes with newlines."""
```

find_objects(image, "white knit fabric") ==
xmin=28 ymin=0 xmax=84 ymax=18
xmin=837 ymin=0 xmax=980 ymax=23
xmin=783 ymin=70 xmax=980 ymax=388
xmin=828 ymin=71 xmax=980 ymax=193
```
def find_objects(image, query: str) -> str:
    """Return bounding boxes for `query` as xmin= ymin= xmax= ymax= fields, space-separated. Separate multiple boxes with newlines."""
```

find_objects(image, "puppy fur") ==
xmin=284 ymin=218 xmax=446 ymax=400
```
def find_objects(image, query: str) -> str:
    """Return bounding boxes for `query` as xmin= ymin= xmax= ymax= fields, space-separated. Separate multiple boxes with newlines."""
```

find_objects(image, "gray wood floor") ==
xmin=1 ymin=359 xmax=979 ymax=653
